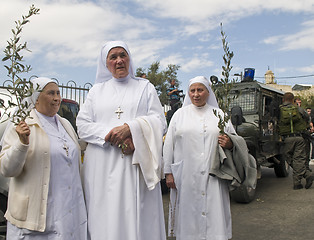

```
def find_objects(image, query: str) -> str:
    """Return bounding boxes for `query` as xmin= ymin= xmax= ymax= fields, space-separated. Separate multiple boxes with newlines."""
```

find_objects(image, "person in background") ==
xmin=278 ymin=92 xmax=314 ymax=190
xmin=306 ymin=107 xmax=312 ymax=117
xmin=76 ymin=41 xmax=167 ymax=240
xmin=140 ymin=73 xmax=147 ymax=79
xmin=295 ymin=97 xmax=302 ymax=107
xmin=0 ymin=77 xmax=87 ymax=239
xmin=292 ymin=99 xmax=311 ymax=170
xmin=163 ymin=76 xmax=256 ymax=240
xmin=310 ymin=121 xmax=314 ymax=165
xmin=305 ymin=107 xmax=314 ymax=165
xmin=167 ymin=79 xmax=181 ymax=112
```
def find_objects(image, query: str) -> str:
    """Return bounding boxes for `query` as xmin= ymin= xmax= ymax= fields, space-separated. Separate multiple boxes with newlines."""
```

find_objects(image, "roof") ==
xmin=292 ymin=84 xmax=312 ymax=91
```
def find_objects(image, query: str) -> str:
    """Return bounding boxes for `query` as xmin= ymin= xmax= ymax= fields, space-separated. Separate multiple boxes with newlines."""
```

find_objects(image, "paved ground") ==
xmin=163 ymin=165 xmax=314 ymax=240
xmin=1 ymin=166 xmax=313 ymax=240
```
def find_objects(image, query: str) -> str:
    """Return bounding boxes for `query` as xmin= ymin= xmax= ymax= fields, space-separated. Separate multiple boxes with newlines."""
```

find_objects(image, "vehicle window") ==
xmin=263 ymin=95 xmax=273 ymax=117
xmin=58 ymin=101 xmax=79 ymax=132
xmin=229 ymin=89 xmax=257 ymax=113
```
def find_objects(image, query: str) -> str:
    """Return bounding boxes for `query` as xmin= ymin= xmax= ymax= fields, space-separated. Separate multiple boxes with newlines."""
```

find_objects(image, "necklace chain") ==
xmin=37 ymin=111 xmax=69 ymax=157
xmin=113 ymin=82 xmax=128 ymax=119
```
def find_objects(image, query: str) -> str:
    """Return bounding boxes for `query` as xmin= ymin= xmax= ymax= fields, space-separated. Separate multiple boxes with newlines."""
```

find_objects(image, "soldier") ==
xmin=278 ymin=92 xmax=314 ymax=190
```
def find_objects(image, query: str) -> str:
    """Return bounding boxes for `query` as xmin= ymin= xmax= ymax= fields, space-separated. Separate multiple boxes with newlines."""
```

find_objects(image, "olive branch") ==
xmin=1 ymin=5 xmax=40 ymax=124
xmin=212 ymin=23 xmax=236 ymax=134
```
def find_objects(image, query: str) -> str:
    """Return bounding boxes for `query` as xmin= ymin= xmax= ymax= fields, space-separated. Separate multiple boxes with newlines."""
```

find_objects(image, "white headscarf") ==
xmin=182 ymin=76 xmax=219 ymax=108
xmin=30 ymin=77 xmax=57 ymax=106
xmin=95 ymin=41 xmax=136 ymax=84
xmin=0 ymin=77 xmax=57 ymax=145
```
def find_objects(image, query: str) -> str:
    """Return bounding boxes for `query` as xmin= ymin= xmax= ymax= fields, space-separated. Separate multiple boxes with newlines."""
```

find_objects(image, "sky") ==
xmin=1 ymin=0 xmax=314 ymax=93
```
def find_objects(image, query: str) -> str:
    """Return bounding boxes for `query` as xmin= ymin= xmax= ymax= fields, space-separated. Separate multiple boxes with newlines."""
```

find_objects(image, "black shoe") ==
xmin=305 ymin=176 xmax=314 ymax=189
xmin=293 ymin=184 xmax=303 ymax=190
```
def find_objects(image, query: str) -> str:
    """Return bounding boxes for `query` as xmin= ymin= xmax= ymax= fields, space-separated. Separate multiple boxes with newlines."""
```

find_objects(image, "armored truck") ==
xmin=227 ymin=79 xmax=288 ymax=203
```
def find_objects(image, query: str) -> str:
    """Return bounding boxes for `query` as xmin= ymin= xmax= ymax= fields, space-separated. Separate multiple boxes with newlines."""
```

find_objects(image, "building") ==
xmin=264 ymin=69 xmax=314 ymax=101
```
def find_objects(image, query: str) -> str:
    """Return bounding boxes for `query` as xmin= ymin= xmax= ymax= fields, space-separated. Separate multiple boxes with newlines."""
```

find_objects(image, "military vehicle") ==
xmin=224 ymin=75 xmax=288 ymax=203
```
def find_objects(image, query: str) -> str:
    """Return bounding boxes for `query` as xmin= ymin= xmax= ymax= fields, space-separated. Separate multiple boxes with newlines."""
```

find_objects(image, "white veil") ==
xmin=182 ymin=76 xmax=219 ymax=108
xmin=95 ymin=41 xmax=136 ymax=84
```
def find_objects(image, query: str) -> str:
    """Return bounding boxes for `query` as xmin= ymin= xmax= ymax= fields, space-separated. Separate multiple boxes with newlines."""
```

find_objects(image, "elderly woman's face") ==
xmin=106 ymin=47 xmax=130 ymax=79
xmin=35 ymin=83 xmax=61 ymax=117
xmin=189 ymin=82 xmax=209 ymax=107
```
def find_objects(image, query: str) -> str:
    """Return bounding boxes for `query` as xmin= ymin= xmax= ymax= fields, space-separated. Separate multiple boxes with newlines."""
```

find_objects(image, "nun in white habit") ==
xmin=163 ymin=76 xmax=236 ymax=240
xmin=0 ymin=77 xmax=87 ymax=240
xmin=76 ymin=41 xmax=167 ymax=240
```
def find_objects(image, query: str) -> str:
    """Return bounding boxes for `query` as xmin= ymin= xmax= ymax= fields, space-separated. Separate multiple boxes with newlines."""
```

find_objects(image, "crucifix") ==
xmin=115 ymin=106 xmax=123 ymax=119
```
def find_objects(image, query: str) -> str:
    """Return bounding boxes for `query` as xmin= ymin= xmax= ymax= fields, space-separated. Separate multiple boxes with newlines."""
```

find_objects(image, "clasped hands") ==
xmin=105 ymin=123 xmax=135 ymax=155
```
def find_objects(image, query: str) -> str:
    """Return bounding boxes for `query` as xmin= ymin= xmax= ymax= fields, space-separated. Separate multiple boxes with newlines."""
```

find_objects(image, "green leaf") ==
xmin=2 ymin=56 xmax=10 ymax=61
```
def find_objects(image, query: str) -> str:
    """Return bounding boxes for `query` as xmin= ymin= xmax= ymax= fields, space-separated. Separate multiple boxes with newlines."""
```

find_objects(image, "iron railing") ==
xmin=0 ymin=76 xmax=92 ymax=107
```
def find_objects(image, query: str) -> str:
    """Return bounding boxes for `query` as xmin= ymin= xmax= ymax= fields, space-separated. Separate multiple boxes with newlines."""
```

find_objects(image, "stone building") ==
xmin=263 ymin=69 xmax=314 ymax=102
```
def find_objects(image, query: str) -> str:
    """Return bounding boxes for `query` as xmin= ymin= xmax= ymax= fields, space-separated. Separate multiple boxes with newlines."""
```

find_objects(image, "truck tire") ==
xmin=230 ymin=182 xmax=256 ymax=204
xmin=274 ymin=155 xmax=289 ymax=178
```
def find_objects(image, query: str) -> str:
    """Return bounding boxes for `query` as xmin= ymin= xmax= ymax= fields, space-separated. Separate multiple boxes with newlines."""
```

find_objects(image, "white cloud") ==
xmin=180 ymin=57 xmax=213 ymax=73
xmin=279 ymin=20 xmax=314 ymax=51
xmin=262 ymin=36 xmax=281 ymax=45
xmin=135 ymin=0 xmax=314 ymax=36
xmin=159 ymin=54 xmax=184 ymax=70
xmin=298 ymin=64 xmax=314 ymax=73
xmin=262 ymin=19 xmax=314 ymax=52
xmin=128 ymin=38 xmax=175 ymax=67
xmin=0 ymin=0 xmax=170 ymax=69
xmin=1 ymin=0 xmax=314 ymax=86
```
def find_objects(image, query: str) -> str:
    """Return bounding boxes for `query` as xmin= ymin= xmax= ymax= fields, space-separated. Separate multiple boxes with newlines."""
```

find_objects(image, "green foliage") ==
xmin=295 ymin=95 xmax=314 ymax=109
xmin=136 ymin=62 xmax=181 ymax=105
xmin=212 ymin=23 xmax=236 ymax=134
xmin=1 ymin=5 xmax=40 ymax=124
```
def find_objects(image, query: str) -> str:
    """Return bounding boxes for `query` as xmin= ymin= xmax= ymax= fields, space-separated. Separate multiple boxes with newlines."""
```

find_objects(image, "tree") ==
xmin=136 ymin=62 xmax=181 ymax=105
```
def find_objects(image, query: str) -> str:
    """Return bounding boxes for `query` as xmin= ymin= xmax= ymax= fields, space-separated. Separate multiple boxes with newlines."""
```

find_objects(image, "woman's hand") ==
xmin=166 ymin=173 xmax=176 ymax=189
xmin=105 ymin=123 xmax=131 ymax=146
xmin=16 ymin=121 xmax=30 ymax=145
xmin=218 ymin=134 xmax=233 ymax=150
xmin=121 ymin=137 xmax=135 ymax=155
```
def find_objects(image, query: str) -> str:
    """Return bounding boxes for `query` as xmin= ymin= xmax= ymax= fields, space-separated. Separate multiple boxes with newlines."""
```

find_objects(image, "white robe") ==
xmin=7 ymin=112 xmax=87 ymax=240
xmin=76 ymin=77 xmax=167 ymax=240
xmin=163 ymin=104 xmax=235 ymax=240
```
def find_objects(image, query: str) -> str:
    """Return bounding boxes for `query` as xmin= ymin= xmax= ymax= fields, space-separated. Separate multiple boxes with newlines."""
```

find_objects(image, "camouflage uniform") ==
xmin=279 ymin=102 xmax=313 ymax=188
xmin=282 ymin=135 xmax=312 ymax=186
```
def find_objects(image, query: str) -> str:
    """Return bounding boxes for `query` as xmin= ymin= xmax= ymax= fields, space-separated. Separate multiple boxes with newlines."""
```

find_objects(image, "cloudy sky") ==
xmin=1 ymin=0 xmax=314 ymax=92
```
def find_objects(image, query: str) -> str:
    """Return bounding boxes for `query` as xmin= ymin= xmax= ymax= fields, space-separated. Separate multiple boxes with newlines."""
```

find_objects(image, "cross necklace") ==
xmin=36 ymin=111 xmax=70 ymax=157
xmin=115 ymin=106 xmax=123 ymax=119
xmin=114 ymin=82 xmax=128 ymax=119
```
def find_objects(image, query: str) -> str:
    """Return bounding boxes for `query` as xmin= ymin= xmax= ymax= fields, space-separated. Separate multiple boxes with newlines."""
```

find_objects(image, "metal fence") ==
xmin=0 ymin=77 xmax=92 ymax=107
xmin=0 ymin=77 xmax=173 ymax=113
xmin=56 ymin=80 xmax=92 ymax=106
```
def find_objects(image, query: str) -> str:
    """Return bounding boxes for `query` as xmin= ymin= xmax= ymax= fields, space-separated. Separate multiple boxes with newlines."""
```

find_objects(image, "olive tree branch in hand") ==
xmin=16 ymin=121 xmax=30 ymax=145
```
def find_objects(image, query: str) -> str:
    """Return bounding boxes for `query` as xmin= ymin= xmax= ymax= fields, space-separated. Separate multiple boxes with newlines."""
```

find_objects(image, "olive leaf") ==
xmin=1 ymin=5 xmax=40 ymax=124
xmin=211 ymin=23 xmax=236 ymax=134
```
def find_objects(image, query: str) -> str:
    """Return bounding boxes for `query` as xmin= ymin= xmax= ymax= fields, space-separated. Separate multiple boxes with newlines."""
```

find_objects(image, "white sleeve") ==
xmin=0 ymin=124 xmax=29 ymax=177
xmin=76 ymin=86 xmax=111 ymax=147
xmin=163 ymin=113 xmax=176 ymax=174
xmin=127 ymin=83 xmax=167 ymax=189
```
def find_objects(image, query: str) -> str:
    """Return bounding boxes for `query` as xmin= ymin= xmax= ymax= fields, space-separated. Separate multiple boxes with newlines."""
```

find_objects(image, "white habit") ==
xmin=76 ymin=76 xmax=167 ymax=240
xmin=163 ymin=103 xmax=235 ymax=240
